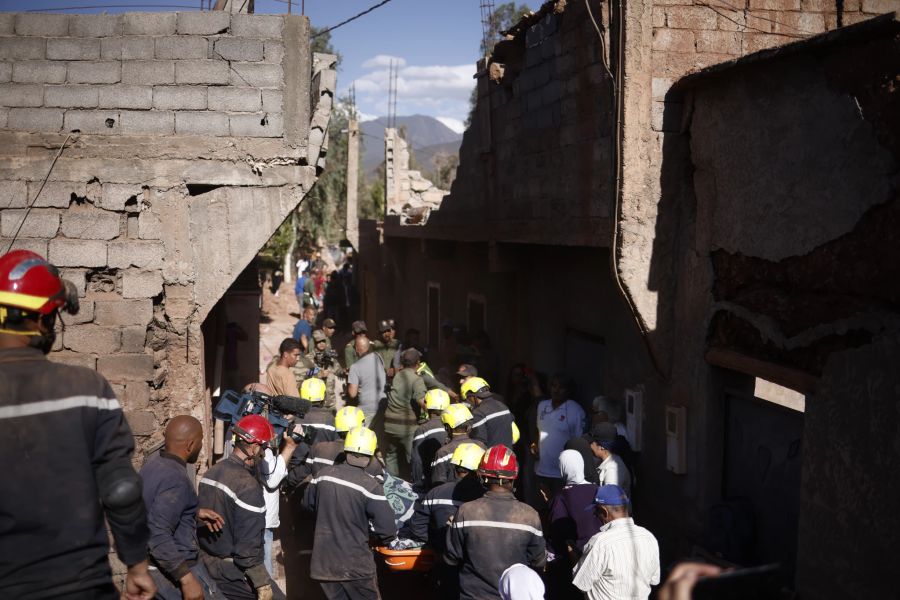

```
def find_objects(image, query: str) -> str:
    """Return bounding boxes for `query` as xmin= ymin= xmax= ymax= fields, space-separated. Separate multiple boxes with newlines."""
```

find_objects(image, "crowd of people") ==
xmin=0 ymin=249 xmax=725 ymax=600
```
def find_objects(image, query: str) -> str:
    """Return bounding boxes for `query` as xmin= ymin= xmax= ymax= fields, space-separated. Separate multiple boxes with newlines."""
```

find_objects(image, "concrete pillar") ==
xmin=346 ymin=118 xmax=359 ymax=249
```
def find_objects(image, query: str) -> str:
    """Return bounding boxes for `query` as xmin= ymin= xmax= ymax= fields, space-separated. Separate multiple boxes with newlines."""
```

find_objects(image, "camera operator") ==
xmin=308 ymin=329 xmax=343 ymax=409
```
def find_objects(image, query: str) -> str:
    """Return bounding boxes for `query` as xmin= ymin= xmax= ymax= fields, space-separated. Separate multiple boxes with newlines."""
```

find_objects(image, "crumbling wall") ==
xmin=384 ymin=127 xmax=447 ymax=224
xmin=0 ymin=12 xmax=335 ymax=456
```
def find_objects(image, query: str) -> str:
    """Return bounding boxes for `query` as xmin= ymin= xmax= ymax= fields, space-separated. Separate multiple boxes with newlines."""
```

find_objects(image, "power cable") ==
xmin=696 ymin=0 xmax=813 ymax=35
xmin=311 ymin=0 xmax=392 ymax=38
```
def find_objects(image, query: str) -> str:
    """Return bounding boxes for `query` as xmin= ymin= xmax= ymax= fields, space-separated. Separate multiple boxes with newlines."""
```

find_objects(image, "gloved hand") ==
xmin=256 ymin=584 xmax=273 ymax=600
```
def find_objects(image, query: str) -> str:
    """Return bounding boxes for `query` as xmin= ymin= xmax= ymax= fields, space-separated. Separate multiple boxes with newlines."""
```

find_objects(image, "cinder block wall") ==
xmin=0 ymin=12 xmax=335 ymax=458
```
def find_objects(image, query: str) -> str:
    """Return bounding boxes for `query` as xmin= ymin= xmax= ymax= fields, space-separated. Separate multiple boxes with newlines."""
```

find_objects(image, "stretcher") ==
xmin=374 ymin=546 xmax=435 ymax=572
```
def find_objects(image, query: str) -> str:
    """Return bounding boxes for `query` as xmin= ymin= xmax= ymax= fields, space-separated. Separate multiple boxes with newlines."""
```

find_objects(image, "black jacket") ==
xmin=469 ymin=396 xmax=514 ymax=448
xmin=140 ymin=452 xmax=199 ymax=580
xmin=430 ymin=435 xmax=486 ymax=488
xmin=303 ymin=462 xmax=397 ymax=581
xmin=0 ymin=347 xmax=148 ymax=599
xmin=198 ymin=454 xmax=269 ymax=588
xmin=445 ymin=489 xmax=546 ymax=600
xmin=299 ymin=405 xmax=337 ymax=444
xmin=409 ymin=473 xmax=484 ymax=554
xmin=410 ymin=416 xmax=446 ymax=491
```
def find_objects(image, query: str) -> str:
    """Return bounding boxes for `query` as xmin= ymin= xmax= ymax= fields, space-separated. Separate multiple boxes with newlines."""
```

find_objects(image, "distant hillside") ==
xmin=360 ymin=115 xmax=463 ymax=177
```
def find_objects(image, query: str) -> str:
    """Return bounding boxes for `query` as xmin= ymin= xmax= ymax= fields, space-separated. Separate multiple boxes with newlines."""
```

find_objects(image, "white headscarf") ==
xmin=499 ymin=563 xmax=545 ymax=600
xmin=558 ymin=449 xmax=587 ymax=486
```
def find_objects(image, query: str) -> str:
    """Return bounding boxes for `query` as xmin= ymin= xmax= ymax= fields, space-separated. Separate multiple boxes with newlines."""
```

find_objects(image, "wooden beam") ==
xmin=705 ymin=348 xmax=819 ymax=394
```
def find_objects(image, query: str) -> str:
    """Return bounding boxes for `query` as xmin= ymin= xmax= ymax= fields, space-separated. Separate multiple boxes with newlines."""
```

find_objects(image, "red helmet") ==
xmin=0 ymin=250 xmax=68 ymax=315
xmin=233 ymin=414 xmax=274 ymax=446
xmin=478 ymin=444 xmax=519 ymax=480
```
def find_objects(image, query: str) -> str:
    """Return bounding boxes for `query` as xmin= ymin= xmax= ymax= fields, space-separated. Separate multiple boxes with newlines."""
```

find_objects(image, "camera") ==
xmin=214 ymin=389 xmax=312 ymax=443
xmin=313 ymin=348 xmax=339 ymax=369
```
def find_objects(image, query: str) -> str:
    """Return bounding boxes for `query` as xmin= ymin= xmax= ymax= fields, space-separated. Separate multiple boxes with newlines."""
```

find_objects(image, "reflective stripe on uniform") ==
xmin=306 ymin=423 xmax=336 ymax=431
xmin=431 ymin=453 xmax=453 ymax=467
xmin=200 ymin=478 xmax=266 ymax=513
xmin=413 ymin=427 xmax=444 ymax=442
xmin=311 ymin=475 xmax=388 ymax=501
xmin=310 ymin=457 xmax=335 ymax=465
xmin=452 ymin=519 xmax=543 ymax=537
xmin=470 ymin=409 xmax=511 ymax=430
xmin=423 ymin=498 xmax=461 ymax=507
xmin=0 ymin=395 xmax=120 ymax=420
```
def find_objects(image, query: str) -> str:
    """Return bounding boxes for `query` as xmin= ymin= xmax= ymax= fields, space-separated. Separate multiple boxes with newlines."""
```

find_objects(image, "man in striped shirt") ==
xmin=572 ymin=485 xmax=660 ymax=600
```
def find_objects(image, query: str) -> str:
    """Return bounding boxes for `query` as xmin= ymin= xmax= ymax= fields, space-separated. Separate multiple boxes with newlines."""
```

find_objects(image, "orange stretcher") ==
xmin=374 ymin=546 xmax=435 ymax=572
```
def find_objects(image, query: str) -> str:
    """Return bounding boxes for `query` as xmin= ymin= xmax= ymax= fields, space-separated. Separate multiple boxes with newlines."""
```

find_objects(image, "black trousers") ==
xmin=319 ymin=577 xmax=380 ymax=600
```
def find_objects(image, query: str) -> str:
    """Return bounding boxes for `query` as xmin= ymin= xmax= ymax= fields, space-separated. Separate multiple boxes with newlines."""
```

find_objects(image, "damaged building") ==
xmin=359 ymin=0 xmax=899 ymax=597
xmin=0 ymin=11 xmax=335 ymax=461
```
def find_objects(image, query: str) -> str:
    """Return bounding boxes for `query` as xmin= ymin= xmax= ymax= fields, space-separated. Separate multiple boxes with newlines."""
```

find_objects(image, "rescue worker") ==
xmin=463 ymin=377 xmax=514 ymax=448
xmin=410 ymin=442 xmax=486 ymax=599
xmin=371 ymin=318 xmax=400 ymax=377
xmin=445 ymin=445 xmax=546 ymax=600
xmin=383 ymin=347 xmax=428 ymax=478
xmin=286 ymin=405 xmax=366 ymax=486
xmin=418 ymin=359 xmax=458 ymax=399
xmin=304 ymin=426 xmax=398 ymax=599
xmin=198 ymin=414 xmax=284 ymax=600
xmin=141 ymin=416 xmax=226 ymax=600
xmin=343 ymin=320 xmax=369 ymax=369
xmin=0 ymin=250 xmax=155 ymax=600
xmin=297 ymin=377 xmax=338 ymax=444
xmin=410 ymin=388 xmax=451 ymax=492
xmin=308 ymin=329 xmax=342 ymax=409
xmin=430 ymin=403 xmax=486 ymax=487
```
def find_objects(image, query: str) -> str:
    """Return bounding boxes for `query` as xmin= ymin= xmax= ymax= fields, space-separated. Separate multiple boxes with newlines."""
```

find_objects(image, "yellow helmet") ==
xmin=344 ymin=426 xmax=377 ymax=456
xmin=461 ymin=376 xmax=489 ymax=398
xmin=511 ymin=422 xmax=520 ymax=444
xmin=424 ymin=389 xmax=451 ymax=411
xmin=441 ymin=403 xmax=473 ymax=429
xmin=335 ymin=406 xmax=365 ymax=433
xmin=450 ymin=442 xmax=485 ymax=471
xmin=300 ymin=378 xmax=327 ymax=402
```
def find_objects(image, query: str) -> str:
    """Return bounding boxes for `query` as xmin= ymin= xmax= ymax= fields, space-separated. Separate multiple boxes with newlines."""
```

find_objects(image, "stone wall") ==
xmin=383 ymin=127 xmax=447 ymax=224
xmin=0 ymin=11 xmax=335 ymax=455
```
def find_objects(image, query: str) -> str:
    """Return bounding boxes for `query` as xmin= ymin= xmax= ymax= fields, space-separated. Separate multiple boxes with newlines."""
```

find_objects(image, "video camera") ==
xmin=214 ymin=389 xmax=312 ymax=444
xmin=313 ymin=348 xmax=339 ymax=369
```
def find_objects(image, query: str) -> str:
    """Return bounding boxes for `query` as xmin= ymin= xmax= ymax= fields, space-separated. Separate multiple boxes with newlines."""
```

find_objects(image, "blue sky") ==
xmin=1 ymin=0 xmax=544 ymax=131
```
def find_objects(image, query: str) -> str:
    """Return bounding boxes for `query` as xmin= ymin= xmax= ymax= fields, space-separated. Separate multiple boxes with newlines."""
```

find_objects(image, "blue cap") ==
xmin=593 ymin=484 xmax=630 ymax=507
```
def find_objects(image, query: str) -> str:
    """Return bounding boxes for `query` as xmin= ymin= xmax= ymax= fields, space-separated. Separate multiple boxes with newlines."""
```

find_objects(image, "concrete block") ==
xmin=108 ymin=240 xmax=164 ymax=269
xmin=0 ymin=238 xmax=47 ymax=257
xmin=152 ymin=85 xmax=207 ymax=110
xmin=95 ymin=299 xmax=153 ymax=326
xmin=123 ymin=381 xmax=151 ymax=408
xmin=175 ymin=60 xmax=229 ymax=85
xmin=45 ymin=85 xmax=99 ymax=108
xmin=7 ymin=108 xmax=64 ymax=132
xmin=127 ymin=215 xmax=139 ymax=237
xmin=125 ymin=409 xmax=158 ymax=435
xmin=60 ymin=298 xmax=93 ymax=325
xmin=48 ymin=239 xmax=108 ymax=267
xmin=0 ymin=107 xmax=6 ymax=128
xmin=214 ymin=38 xmax=263 ymax=61
xmin=665 ymin=5 xmax=721 ymax=29
xmin=60 ymin=268 xmax=87 ymax=297
xmin=49 ymin=351 xmax=96 ymax=370
xmin=0 ymin=209 xmax=60 ymax=238
xmin=138 ymin=211 xmax=162 ymax=239
xmin=98 ymin=84 xmax=152 ymax=109
xmin=67 ymin=61 xmax=121 ymax=84
xmin=12 ymin=61 xmax=67 ymax=84
xmin=101 ymin=37 xmax=154 ymax=60
xmin=47 ymin=38 xmax=100 ymax=61
xmin=231 ymin=14 xmax=283 ymax=38
xmin=0 ymin=83 xmax=43 ymax=107
xmin=123 ymin=13 xmax=176 ymax=36
xmin=177 ymin=11 xmax=231 ymax=35
xmin=263 ymin=40 xmax=283 ymax=64
xmin=230 ymin=113 xmax=283 ymax=137
xmin=100 ymin=183 xmax=142 ymax=211
xmin=28 ymin=181 xmax=85 ymax=208
xmin=69 ymin=14 xmax=122 ymax=37
xmin=155 ymin=36 xmax=208 ymax=60
xmin=61 ymin=209 xmax=121 ymax=240
xmin=15 ymin=14 xmax=69 ymax=37
xmin=175 ymin=111 xmax=229 ymax=136
xmin=120 ymin=325 xmax=147 ymax=353
xmin=230 ymin=63 xmax=283 ymax=88
xmin=696 ymin=30 xmax=742 ymax=54
xmin=208 ymin=87 xmax=260 ymax=112
xmin=652 ymin=77 xmax=675 ymax=100
xmin=862 ymin=0 xmax=896 ymax=11
xmin=63 ymin=325 xmax=121 ymax=354
xmin=122 ymin=270 xmax=163 ymax=298
xmin=0 ymin=62 xmax=10 ymax=83
xmin=0 ymin=37 xmax=46 ymax=60
xmin=122 ymin=60 xmax=174 ymax=85
xmin=98 ymin=354 xmax=154 ymax=382
xmin=0 ymin=180 xmax=27 ymax=208
xmin=0 ymin=14 xmax=14 ymax=35
xmin=652 ymin=28 xmax=696 ymax=52
xmin=120 ymin=110 xmax=174 ymax=135
xmin=261 ymin=89 xmax=282 ymax=112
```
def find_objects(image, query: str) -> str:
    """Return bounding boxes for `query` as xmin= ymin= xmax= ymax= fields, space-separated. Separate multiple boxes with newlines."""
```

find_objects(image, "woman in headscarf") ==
xmin=499 ymin=563 xmax=545 ymax=600
xmin=546 ymin=450 xmax=602 ymax=599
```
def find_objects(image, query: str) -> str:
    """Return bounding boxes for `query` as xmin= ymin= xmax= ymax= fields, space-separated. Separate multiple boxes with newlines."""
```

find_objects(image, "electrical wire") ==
xmin=584 ymin=0 xmax=614 ymax=92
xmin=695 ymin=1 xmax=809 ymax=38
xmin=696 ymin=0 xmax=814 ymax=35
xmin=311 ymin=0 xmax=392 ymax=38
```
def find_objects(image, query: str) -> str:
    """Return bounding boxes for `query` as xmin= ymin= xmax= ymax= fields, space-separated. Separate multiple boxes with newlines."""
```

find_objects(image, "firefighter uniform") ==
xmin=304 ymin=461 xmax=397 ymax=597
xmin=198 ymin=455 xmax=282 ymax=600
xmin=410 ymin=416 xmax=447 ymax=491
xmin=469 ymin=395 xmax=514 ymax=448
xmin=308 ymin=439 xmax=344 ymax=476
xmin=298 ymin=404 xmax=338 ymax=444
xmin=0 ymin=346 xmax=149 ymax=599
xmin=445 ymin=488 xmax=546 ymax=600
xmin=409 ymin=473 xmax=484 ymax=553
xmin=430 ymin=436 xmax=486 ymax=487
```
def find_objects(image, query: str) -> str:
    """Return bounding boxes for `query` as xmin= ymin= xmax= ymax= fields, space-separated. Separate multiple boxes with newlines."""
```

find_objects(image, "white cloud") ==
xmin=361 ymin=54 xmax=407 ymax=69
xmin=436 ymin=116 xmax=466 ymax=134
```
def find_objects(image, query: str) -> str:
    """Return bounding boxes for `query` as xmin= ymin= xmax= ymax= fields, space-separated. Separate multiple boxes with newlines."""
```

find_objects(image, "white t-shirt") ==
xmin=536 ymin=399 xmax=586 ymax=478
xmin=572 ymin=518 xmax=660 ymax=600
xmin=261 ymin=448 xmax=287 ymax=529
xmin=597 ymin=453 xmax=631 ymax=497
